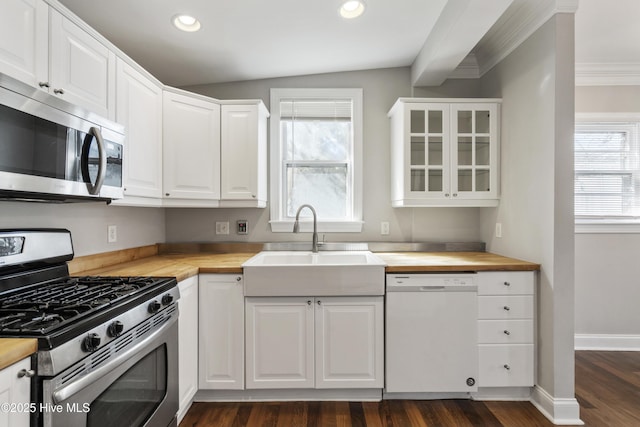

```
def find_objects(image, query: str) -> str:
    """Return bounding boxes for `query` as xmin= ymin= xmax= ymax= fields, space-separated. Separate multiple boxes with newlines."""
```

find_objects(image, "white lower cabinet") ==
xmin=477 ymin=271 xmax=535 ymax=388
xmin=245 ymin=296 xmax=383 ymax=390
xmin=177 ymin=276 xmax=198 ymax=422
xmin=199 ymin=274 xmax=244 ymax=390
xmin=0 ymin=358 xmax=31 ymax=427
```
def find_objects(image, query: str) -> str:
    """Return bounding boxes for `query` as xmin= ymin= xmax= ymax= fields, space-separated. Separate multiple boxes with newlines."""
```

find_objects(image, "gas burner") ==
xmin=0 ymin=275 xmax=173 ymax=337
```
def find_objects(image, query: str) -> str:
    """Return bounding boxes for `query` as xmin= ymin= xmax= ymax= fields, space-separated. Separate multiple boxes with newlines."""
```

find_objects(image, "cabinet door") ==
xmin=0 ymin=0 xmax=48 ymax=88
xmin=178 ymin=276 xmax=198 ymax=420
xmin=115 ymin=60 xmax=162 ymax=199
xmin=49 ymin=9 xmax=115 ymax=119
xmin=162 ymin=91 xmax=221 ymax=201
xmin=199 ymin=274 xmax=244 ymax=390
xmin=450 ymin=103 xmax=499 ymax=200
xmin=0 ymin=358 xmax=31 ymax=427
xmin=315 ymin=297 xmax=383 ymax=388
xmin=245 ymin=297 xmax=314 ymax=389
xmin=403 ymin=103 xmax=451 ymax=200
xmin=220 ymin=104 xmax=266 ymax=203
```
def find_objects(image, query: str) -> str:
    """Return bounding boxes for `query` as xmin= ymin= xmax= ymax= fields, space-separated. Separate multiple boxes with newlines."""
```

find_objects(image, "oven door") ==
xmin=42 ymin=316 xmax=178 ymax=427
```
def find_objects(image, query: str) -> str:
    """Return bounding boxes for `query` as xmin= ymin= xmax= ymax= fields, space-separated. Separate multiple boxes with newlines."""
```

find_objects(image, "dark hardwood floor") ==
xmin=179 ymin=351 xmax=640 ymax=426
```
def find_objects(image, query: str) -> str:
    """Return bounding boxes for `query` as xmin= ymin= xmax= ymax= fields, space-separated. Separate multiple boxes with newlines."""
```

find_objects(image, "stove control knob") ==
xmin=161 ymin=294 xmax=174 ymax=305
xmin=82 ymin=333 xmax=101 ymax=352
xmin=148 ymin=300 xmax=162 ymax=314
xmin=107 ymin=320 xmax=124 ymax=337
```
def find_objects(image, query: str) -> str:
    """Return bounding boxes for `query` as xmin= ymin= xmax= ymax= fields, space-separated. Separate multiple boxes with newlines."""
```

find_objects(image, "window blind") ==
xmin=575 ymin=124 xmax=640 ymax=217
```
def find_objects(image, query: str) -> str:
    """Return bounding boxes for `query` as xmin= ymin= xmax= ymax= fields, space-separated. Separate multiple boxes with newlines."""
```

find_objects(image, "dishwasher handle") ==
xmin=386 ymin=285 xmax=477 ymax=292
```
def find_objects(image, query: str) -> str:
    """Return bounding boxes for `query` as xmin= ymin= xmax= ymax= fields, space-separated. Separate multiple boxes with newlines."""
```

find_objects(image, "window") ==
xmin=269 ymin=88 xmax=363 ymax=232
xmin=575 ymin=114 xmax=640 ymax=232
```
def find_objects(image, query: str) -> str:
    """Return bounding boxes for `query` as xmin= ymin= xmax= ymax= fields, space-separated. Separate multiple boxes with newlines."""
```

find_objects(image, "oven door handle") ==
xmin=52 ymin=315 xmax=176 ymax=405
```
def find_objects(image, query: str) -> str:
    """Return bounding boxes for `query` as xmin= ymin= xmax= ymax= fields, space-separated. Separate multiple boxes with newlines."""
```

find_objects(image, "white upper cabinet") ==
xmin=389 ymin=98 xmax=501 ymax=207
xmin=0 ymin=1 xmax=115 ymax=120
xmin=49 ymin=9 xmax=116 ymax=119
xmin=162 ymin=89 xmax=221 ymax=206
xmin=220 ymin=102 xmax=269 ymax=207
xmin=0 ymin=0 xmax=48 ymax=88
xmin=115 ymin=59 xmax=163 ymax=202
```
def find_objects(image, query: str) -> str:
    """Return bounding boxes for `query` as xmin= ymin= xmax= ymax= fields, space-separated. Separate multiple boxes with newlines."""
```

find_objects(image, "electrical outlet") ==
xmin=215 ymin=221 xmax=230 ymax=235
xmin=108 ymin=225 xmax=117 ymax=243
xmin=495 ymin=222 xmax=502 ymax=238
xmin=381 ymin=221 xmax=390 ymax=235
xmin=237 ymin=220 xmax=248 ymax=235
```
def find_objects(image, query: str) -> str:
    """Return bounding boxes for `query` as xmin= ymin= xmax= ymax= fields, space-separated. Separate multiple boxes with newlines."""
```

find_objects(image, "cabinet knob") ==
xmin=53 ymin=88 xmax=65 ymax=95
xmin=38 ymin=81 xmax=50 ymax=88
xmin=453 ymin=193 xmax=458 ymax=197
xmin=503 ymin=364 xmax=511 ymax=371
xmin=17 ymin=369 xmax=35 ymax=378
xmin=307 ymin=300 xmax=312 ymax=305
xmin=317 ymin=300 xmax=322 ymax=305
xmin=503 ymin=306 xmax=510 ymax=311
xmin=503 ymin=330 xmax=510 ymax=335
xmin=503 ymin=281 xmax=511 ymax=287
xmin=445 ymin=193 xmax=450 ymax=197
xmin=251 ymin=194 xmax=256 ymax=198
xmin=165 ymin=193 xmax=170 ymax=197
xmin=236 ymin=276 xmax=242 ymax=282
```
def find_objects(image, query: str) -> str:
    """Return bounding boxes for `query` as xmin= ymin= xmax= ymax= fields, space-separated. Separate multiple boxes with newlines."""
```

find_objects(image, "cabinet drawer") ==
xmin=478 ymin=344 xmax=534 ymax=387
xmin=478 ymin=272 xmax=534 ymax=296
xmin=478 ymin=320 xmax=533 ymax=344
xmin=478 ymin=296 xmax=533 ymax=319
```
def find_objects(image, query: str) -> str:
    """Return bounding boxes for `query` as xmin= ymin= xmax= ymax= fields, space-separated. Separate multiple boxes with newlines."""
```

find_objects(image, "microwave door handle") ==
xmin=82 ymin=127 xmax=107 ymax=195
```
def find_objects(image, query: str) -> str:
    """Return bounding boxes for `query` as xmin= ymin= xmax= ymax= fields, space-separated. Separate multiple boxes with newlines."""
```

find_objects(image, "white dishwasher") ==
xmin=385 ymin=273 xmax=478 ymax=393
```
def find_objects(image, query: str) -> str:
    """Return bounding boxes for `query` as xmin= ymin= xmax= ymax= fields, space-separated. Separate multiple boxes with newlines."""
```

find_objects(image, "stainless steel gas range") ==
xmin=0 ymin=229 xmax=179 ymax=427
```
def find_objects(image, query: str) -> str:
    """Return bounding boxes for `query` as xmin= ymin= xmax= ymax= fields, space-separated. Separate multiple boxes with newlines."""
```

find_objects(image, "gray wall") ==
xmin=575 ymin=85 xmax=640 ymax=338
xmin=0 ymin=203 xmax=165 ymax=256
xmin=167 ymin=67 xmax=483 ymax=244
xmin=478 ymin=14 xmax=576 ymax=403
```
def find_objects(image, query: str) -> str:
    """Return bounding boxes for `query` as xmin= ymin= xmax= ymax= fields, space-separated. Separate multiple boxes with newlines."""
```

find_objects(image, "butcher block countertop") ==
xmin=0 ymin=338 xmax=37 ymax=371
xmin=67 ymin=244 xmax=539 ymax=279
xmin=377 ymin=252 xmax=540 ymax=272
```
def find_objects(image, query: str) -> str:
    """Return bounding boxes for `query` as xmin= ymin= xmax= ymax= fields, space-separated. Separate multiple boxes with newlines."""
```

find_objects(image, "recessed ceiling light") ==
xmin=172 ymin=14 xmax=201 ymax=32
xmin=339 ymin=0 xmax=366 ymax=19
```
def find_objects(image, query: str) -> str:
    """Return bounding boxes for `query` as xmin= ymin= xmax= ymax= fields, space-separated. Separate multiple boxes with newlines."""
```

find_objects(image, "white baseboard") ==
xmin=575 ymin=334 xmax=640 ymax=351
xmin=530 ymin=386 xmax=583 ymax=425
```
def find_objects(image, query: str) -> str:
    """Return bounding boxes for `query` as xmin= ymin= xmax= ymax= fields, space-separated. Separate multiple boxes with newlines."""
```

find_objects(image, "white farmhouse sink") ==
xmin=242 ymin=251 xmax=386 ymax=296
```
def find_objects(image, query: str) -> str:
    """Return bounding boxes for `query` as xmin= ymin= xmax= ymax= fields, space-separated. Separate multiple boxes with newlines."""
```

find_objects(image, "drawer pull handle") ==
xmin=18 ymin=369 xmax=35 ymax=378
xmin=503 ymin=306 xmax=510 ymax=311
xmin=503 ymin=330 xmax=510 ymax=335
xmin=503 ymin=281 xmax=511 ymax=287
xmin=503 ymin=364 xmax=510 ymax=370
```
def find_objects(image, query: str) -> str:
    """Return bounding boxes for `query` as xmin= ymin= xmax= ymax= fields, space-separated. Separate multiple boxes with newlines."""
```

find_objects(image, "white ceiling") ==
xmin=55 ymin=0 xmax=640 ymax=88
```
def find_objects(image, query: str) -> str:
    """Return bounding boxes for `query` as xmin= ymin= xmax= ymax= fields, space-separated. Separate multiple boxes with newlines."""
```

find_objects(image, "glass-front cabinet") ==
xmin=389 ymin=98 xmax=500 ymax=207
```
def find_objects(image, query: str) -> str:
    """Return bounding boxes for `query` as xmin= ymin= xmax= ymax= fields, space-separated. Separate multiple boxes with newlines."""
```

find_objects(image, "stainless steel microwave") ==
xmin=0 ymin=73 xmax=124 ymax=203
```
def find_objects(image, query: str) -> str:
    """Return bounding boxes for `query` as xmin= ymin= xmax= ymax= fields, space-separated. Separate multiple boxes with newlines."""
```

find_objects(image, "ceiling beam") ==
xmin=411 ymin=0 xmax=513 ymax=87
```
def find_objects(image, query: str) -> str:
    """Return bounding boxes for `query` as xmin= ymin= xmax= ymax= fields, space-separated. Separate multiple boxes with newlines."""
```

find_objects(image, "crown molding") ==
xmin=448 ymin=54 xmax=480 ymax=79
xmin=453 ymin=0 xmax=579 ymax=79
xmin=575 ymin=63 xmax=640 ymax=86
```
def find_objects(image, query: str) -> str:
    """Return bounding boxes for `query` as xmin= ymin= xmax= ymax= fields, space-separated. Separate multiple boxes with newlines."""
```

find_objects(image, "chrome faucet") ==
xmin=293 ymin=204 xmax=319 ymax=253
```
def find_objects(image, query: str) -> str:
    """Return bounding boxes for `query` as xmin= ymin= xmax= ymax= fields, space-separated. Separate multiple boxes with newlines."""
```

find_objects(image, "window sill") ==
xmin=270 ymin=220 xmax=364 ymax=233
xmin=575 ymin=220 xmax=640 ymax=234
